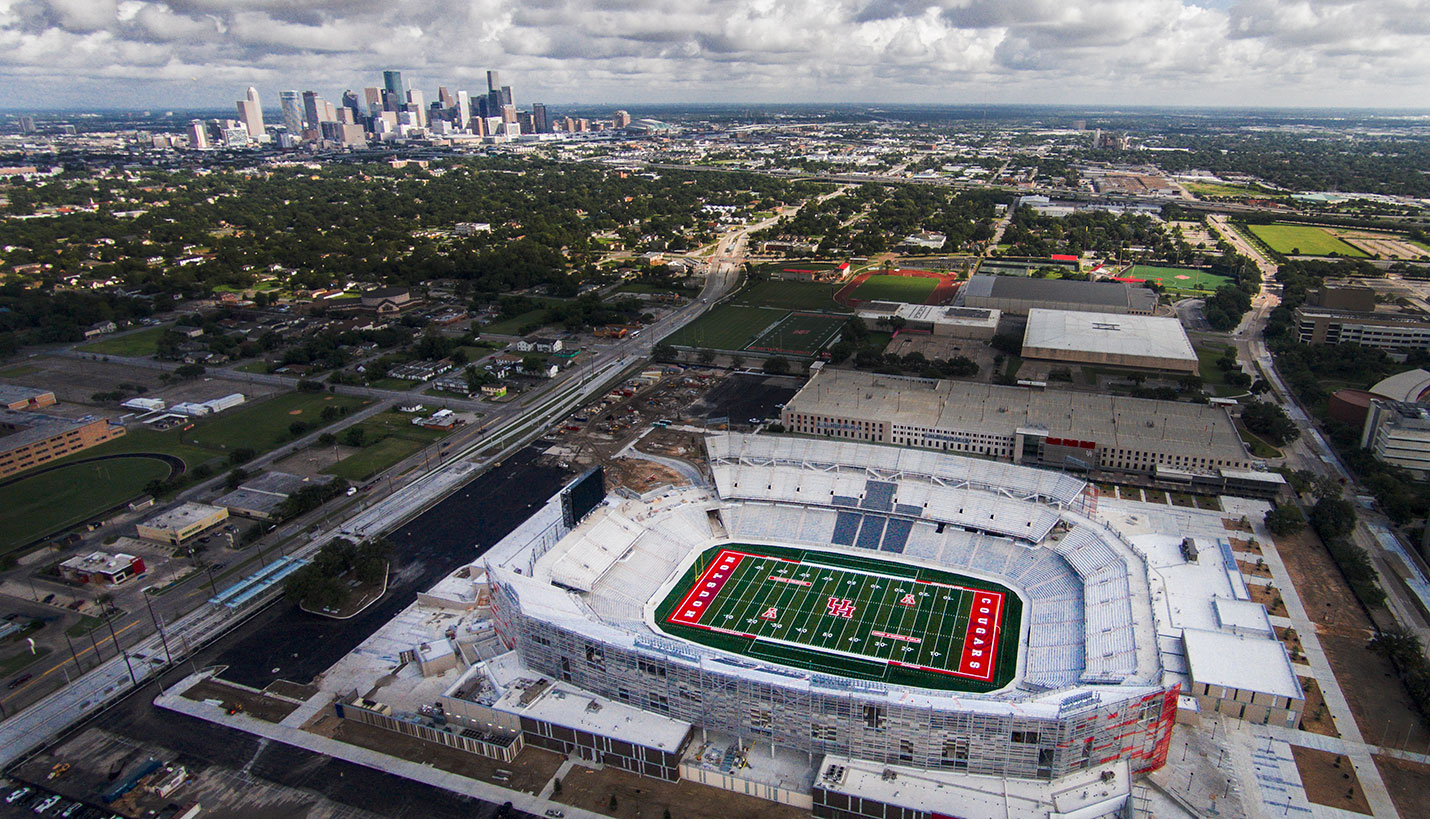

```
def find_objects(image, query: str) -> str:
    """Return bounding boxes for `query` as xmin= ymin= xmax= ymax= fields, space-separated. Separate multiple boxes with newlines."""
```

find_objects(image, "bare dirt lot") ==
xmin=26 ymin=354 xmax=283 ymax=407
xmin=1248 ymin=583 xmax=1287 ymax=617
xmin=1297 ymin=675 xmax=1338 ymax=737
xmin=1289 ymin=744 xmax=1371 ymax=815
xmin=1373 ymin=753 xmax=1430 ymax=819
xmin=553 ymin=763 xmax=810 ymax=819
xmin=274 ymin=444 xmax=360 ymax=478
xmin=181 ymin=678 xmax=301 ymax=723
xmin=1337 ymin=231 xmax=1429 ymax=261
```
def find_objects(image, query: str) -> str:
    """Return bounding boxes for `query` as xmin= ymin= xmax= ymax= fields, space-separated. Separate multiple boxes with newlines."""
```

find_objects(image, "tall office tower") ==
xmin=302 ymin=91 xmax=323 ymax=130
xmin=516 ymin=111 xmax=534 ymax=134
xmin=186 ymin=119 xmax=209 ymax=149
xmin=438 ymin=86 xmax=455 ymax=109
xmin=17 ymin=116 xmax=35 ymax=135
xmin=383 ymin=70 xmax=404 ymax=98
xmin=486 ymin=70 xmax=501 ymax=93
xmin=500 ymin=85 xmax=513 ymax=106
xmin=613 ymin=110 xmax=632 ymax=129
xmin=322 ymin=100 xmax=338 ymax=123
xmin=236 ymin=86 xmax=265 ymax=138
xmin=341 ymin=90 xmax=361 ymax=122
xmin=456 ymin=91 xmax=471 ymax=131
xmin=532 ymin=103 xmax=548 ymax=134
xmin=502 ymin=103 xmax=516 ymax=124
xmin=279 ymin=90 xmax=303 ymax=134
xmin=363 ymin=87 xmax=383 ymax=117
xmin=406 ymin=89 xmax=426 ymax=127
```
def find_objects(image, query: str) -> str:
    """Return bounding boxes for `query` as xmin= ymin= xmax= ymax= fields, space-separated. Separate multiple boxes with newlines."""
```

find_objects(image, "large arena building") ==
xmin=312 ymin=432 xmax=1302 ymax=819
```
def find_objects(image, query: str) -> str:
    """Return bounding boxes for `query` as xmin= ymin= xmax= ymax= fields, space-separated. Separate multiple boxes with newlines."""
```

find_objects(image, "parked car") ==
xmin=6 ymin=787 xmax=31 ymax=804
xmin=7 ymin=673 xmax=33 ymax=690
xmin=34 ymin=794 xmax=62 ymax=813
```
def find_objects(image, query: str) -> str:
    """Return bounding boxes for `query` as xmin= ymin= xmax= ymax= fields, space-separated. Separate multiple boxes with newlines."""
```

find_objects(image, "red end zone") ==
xmin=957 ymin=590 xmax=1004 ymax=681
xmin=668 ymin=549 xmax=745 ymax=625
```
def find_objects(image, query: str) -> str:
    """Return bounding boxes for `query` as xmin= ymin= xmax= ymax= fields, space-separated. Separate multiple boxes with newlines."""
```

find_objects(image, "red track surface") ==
xmin=833 ymin=268 xmax=960 ymax=310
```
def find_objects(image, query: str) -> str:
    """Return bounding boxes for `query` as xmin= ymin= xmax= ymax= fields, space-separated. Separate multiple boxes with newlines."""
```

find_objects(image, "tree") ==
xmin=1309 ymin=496 xmax=1356 ymax=541
xmin=1264 ymin=504 xmax=1306 ymax=537
xmin=174 ymin=363 xmax=206 ymax=379
xmin=652 ymin=342 xmax=678 ymax=363
xmin=318 ymin=432 xmax=337 ymax=446
xmin=697 ymin=349 xmax=716 ymax=365
xmin=341 ymin=426 xmax=367 ymax=447
xmin=762 ymin=356 xmax=790 ymax=375
xmin=1241 ymin=401 xmax=1300 ymax=447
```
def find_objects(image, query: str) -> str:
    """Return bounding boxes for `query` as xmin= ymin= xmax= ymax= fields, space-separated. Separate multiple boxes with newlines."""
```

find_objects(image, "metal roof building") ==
xmin=960 ymin=274 xmax=1157 ymax=316
xmin=1020 ymin=308 xmax=1199 ymax=373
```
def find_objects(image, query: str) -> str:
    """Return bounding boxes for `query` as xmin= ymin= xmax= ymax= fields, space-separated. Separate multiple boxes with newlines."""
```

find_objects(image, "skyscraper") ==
xmin=302 ymin=91 xmax=321 ymax=131
xmin=236 ymin=86 xmax=264 ymax=139
xmin=363 ymin=87 xmax=383 ymax=117
xmin=438 ymin=86 xmax=455 ymax=109
xmin=383 ymin=70 xmax=404 ymax=98
xmin=532 ymin=103 xmax=549 ymax=134
xmin=486 ymin=70 xmax=501 ymax=93
xmin=456 ymin=91 xmax=471 ymax=131
xmin=406 ymin=89 xmax=426 ymax=127
xmin=613 ymin=110 xmax=632 ymax=129
xmin=186 ymin=119 xmax=209 ymax=149
xmin=342 ymin=90 xmax=362 ymax=122
xmin=279 ymin=91 xmax=303 ymax=134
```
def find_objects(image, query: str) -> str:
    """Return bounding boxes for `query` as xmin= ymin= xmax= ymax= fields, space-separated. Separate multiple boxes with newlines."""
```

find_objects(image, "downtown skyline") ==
xmin=0 ymin=0 xmax=1426 ymax=111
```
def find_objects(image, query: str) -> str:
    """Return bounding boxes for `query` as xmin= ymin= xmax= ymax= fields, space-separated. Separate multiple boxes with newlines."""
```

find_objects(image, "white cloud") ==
xmin=0 ymin=0 xmax=1423 ymax=108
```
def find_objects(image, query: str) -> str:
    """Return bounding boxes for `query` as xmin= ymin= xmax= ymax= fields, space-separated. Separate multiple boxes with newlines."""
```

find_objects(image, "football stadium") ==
xmin=479 ymin=433 xmax=1182 ymax=806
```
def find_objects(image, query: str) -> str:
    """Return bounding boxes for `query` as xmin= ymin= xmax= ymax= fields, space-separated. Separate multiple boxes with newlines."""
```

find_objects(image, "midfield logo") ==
xmin=826 ymin=596 xmax=857 ymax=619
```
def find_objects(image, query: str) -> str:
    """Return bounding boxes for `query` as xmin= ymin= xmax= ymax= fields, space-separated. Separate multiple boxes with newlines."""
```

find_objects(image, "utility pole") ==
xmin=144 ymin=592 xmax=173 ymax=666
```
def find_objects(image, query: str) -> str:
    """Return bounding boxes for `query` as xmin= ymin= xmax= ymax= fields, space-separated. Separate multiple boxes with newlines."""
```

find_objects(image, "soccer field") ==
xmin=745 ymin=312 xmax=846 ymax=356
xmin=1127 ymin=265 xmax=1231 ymax=295
xmin=656 ymin=544 xmax=1021 ymax=692
xmin=1247 ymin=223 xmax=1367 ymax=257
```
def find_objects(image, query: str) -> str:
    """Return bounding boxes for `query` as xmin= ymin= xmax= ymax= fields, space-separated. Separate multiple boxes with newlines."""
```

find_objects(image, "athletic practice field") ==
xmin=655 ymin=544 xmax=1022 ymax=692
xmin=1247 ymin=223 xmax=1367 ymax=258
xmin=849 ymin=273 xmax=940 ymax=304
xmin=746 ymin=312 xmax=847 ymax=356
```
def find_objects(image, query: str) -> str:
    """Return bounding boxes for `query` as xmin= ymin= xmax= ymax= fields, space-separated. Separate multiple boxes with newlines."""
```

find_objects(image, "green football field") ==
xmin=850 ymin=274 xmax=940 ymax=303
xmin=655 ymin=544 xmax=1021 ymax=692
xmin=1127 ymin=265 xmax=1232 ymax=295
xmin=745 ymin=312 xmax=846 ymax=356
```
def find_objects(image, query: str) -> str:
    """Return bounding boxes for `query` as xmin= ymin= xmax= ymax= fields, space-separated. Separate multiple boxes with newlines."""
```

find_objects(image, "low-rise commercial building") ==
xmin=0 ymin=410 xmax=126 ymax=478
xmin=0 ymin=385 xmax=56 ymax=411
xmin=1020 ymin=308 xmax=1198 ymax=373
xmin=136 ymin=502 xmax=229 ymax=546
xmin=58 ymin=551 xmax=146 ymax=585
xmin=855 ymin=304 xmax=1000 ymax=340
xmin=1182 ymin=628 xmax=1304 ymax=729
xmin=1294 ymin=305 xmax=1430 ymax=350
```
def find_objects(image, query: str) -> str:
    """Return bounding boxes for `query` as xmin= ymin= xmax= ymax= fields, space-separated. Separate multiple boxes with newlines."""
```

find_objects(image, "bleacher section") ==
xmin=833 ymin=511 xmax=862 ymax=546
xmin=881 ymin=518 xmax=913 ymax=554
xmin=855 ymin=516 xmax=886 ymax=549
xmin=706 ymin=433 xmax=1088 ymax=508
xmin=861 ymin=480 xmax=896 ymax=512
xmin=1047 ymin=526 xmax=1138 ymax=683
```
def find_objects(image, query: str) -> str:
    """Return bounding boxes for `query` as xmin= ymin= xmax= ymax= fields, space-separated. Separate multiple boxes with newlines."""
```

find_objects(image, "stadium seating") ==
xmin=881 ymin=518 xmax=913 ymax=554
xmin=855 ymin=515 xmax=886 ymax=549
xmin=861 ymin=480 xmax=897 ymax=512
xmin=833 ymin=511 xmax=862 ymax=546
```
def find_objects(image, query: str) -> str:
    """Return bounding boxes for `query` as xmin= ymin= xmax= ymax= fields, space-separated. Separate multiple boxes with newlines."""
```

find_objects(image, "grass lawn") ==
xmin=665 ymin=305 xmax=787 ymax=351
xmin=77 ymin=325 xmax=169 ymax=357
xmin=234 ymin=360 xmax=274 ymax=374
xmin=0 ymin=457 xmax=171 ymax=553
xmin=61 ymin=425 xmax=217 ymax=471
xmin=1247 ymin=223 xmax=1368 ymax=257
xmin=1128 ymin=265 xmax=1232 ymax=295
xmin=1196 ymin=344 xmax=1245 ymax=397
xmin=363 ymin=377 xmax=423 ymax=391
xmin=323 ymin=437 xmax=424 ymax=482
xmin=1186 ymin=181 xmax=1284 ymax=199
xmin=1238 ymin=425 xmax=1283 ymax=459
xmin=735 ymin=280 xmax=849 ymax=312
xmin=0 ymin=364 xmax=40 ymax=377
xmin=613 ymin=283 xmax=692 ymax=296
xmin=481 ymin=308 xmax=547 ymax=335
xmin=186 ymin=392 xmax=369 ymax=452
xmin=850 ymin=274 xmax=939 ymax=303
xmin=0 ymin=646 xmax=51 ymax=677
xmin=321 ymin=411 xmax=450 ymax=482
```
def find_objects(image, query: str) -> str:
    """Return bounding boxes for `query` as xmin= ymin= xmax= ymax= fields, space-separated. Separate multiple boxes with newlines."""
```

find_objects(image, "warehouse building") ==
xmin=780 ymin=368 xmax=1255 ymax=480
xmin=0 ymin=410 xmax=126 ymax=478
xmin=1020 ymin=309 xmax=1199 ymax=374
xmin=215 ymin=471 xmax=335 ymax=521
xmin=959 ymin=275 xmax=1157 ymax=317
xmin=136 ymin=502 xmax=229 ymax=546
xmin=855 ymin=303 xmax=1000 ymax=340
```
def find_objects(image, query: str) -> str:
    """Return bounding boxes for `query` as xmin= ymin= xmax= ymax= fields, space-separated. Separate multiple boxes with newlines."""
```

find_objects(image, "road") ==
xmin=1210 ymin=214 xmax=1430 ymax=643
xmin=0 ymin=189 xmax=788 ymax=764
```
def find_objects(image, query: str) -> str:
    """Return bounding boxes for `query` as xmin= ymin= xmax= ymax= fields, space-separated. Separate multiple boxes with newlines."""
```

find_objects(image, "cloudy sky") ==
xmin=1 ymin=0 xmax=1427 ymax=110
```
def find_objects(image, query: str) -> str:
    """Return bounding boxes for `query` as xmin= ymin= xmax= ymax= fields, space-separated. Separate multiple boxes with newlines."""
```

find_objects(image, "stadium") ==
xmin=482 ymin=433 xmax=1181 ymax=811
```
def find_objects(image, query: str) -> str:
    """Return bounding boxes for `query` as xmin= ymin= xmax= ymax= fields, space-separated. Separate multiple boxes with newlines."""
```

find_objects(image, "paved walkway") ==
xmin=156 ymin=672 xmax=604 ymax=819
